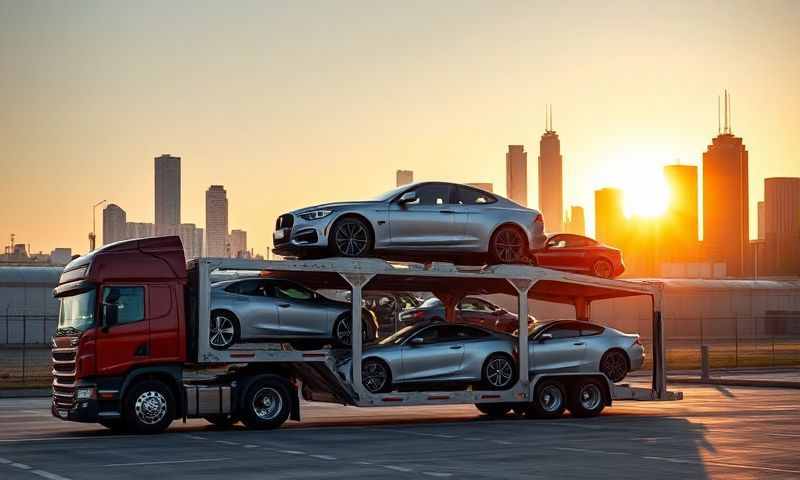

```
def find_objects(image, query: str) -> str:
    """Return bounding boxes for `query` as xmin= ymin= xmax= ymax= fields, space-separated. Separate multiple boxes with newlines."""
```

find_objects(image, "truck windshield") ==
xmin=57 ymin=290 xmax=96 ymax=334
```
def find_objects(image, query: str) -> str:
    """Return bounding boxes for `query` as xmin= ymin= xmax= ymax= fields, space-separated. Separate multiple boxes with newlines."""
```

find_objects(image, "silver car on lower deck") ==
xmin=273 ymin=181 xmax=546 ymax=264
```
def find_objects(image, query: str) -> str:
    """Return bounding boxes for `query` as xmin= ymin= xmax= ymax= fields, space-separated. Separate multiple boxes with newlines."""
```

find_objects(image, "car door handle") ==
xmin=278 ymin=303 xmax=291 ymax=308
xmin=440 ymin=210 xmax=456 ymax=214
xmin=573 ymin=342 xmax=585 ymax=346
xmin=449 ymin=345 xmax=463 ymax=350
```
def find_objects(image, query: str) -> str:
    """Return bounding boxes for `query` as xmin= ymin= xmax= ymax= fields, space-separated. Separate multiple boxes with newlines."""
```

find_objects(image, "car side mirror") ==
xmin=410 ymin=337 xmax=424 ymax=346
xmin=494 ymin=308 xmax=505 ymax=316
xmin=398 ymin=191 xmax=417 ymax=205
xmin=538 ymin=333 xmax=553 ymax=343
xmin=101 ymin=302 xmax=121 ymax=330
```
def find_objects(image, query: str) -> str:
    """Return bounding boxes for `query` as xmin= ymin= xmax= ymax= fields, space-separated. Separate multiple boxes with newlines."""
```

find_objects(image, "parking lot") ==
xmin=1 ymin=383 xmax=799 ymax=479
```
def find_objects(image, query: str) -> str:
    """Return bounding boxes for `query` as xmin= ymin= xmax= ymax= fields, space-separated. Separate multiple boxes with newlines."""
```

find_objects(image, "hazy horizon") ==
xmin=2 ymin=0 xmax=799 ymax=255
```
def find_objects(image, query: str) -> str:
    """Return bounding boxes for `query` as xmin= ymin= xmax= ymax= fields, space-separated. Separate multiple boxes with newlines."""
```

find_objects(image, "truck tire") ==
xmin=475 ymin=403 xmax=512 ymax=418
xmin=123 ymin=379 xmax=175 ymax=434
xmin=527 ymin=379 xmax=566 ymax=419
xmin=240 ymin=377 xmax=292 ymax=430
xmin=204 ymin=414 xmax=238 ymax=429
xmin=567 ymin=378 xmax=606 ymax=418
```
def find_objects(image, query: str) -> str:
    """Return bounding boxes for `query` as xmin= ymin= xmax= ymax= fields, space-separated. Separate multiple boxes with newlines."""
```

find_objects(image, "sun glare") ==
xmin=621 ymin=165 xmax=670 ymax=218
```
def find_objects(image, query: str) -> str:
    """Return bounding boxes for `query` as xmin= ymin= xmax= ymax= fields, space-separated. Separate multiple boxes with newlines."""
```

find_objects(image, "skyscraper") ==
xmin=179 ymin=223 xmax=201 ymax=259
xmin=205 ymin=185 xmax=229 ymax=257
xmin=102 ymin=204 xmax=127 ymax=245
xmin=663 ymin=164 xmax=699 ymax=262
xmin=155 ymin=154 xmax=181 ymax=235
xmin=467 ymin=182 xmax=493 ymax=193
xmin=594 ymin=188 xmax=625 ymax=248
xmin=757 ymin=201 xmax=765 ymax=240
xmin=396 ymin=170 xmax=414 ymax=187
xmin=506 ymin=145 xmax=527 ymax=207
xmin=125 ymin=222 xmax=154 ymax=240
xmin=703 ymin=92 xmax=749 ymax=276
xmin=229 ymin=229 xmax=248 ymax=258
xmin=564 ymin=206 xmax=585 ymax=236
xmin=538 ymin=106 xmax=563 ymax=232
xmin=764 ymin=177 xmax=800 ymax=275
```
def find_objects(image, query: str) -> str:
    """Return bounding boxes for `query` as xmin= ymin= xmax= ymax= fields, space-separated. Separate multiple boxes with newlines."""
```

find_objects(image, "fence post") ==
xmin=22 ymin=314 xmax=27 ymax=385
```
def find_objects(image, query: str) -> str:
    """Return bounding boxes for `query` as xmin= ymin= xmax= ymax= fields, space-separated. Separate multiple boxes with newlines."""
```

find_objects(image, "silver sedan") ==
xmin=273 ymin=182 xmax=546 ymax=264
xmin=340 ymin=322 xmax=519 ymax=393
xmin=209 ymin=278 xmax=379 ymax=349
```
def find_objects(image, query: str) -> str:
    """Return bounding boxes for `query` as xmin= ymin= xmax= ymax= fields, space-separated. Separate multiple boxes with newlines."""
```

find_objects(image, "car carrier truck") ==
xmin=50 ymin=236 xmax=680 ymax=433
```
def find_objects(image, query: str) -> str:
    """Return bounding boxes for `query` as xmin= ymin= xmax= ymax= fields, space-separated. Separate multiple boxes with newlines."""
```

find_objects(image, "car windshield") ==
xmin=378 ymin=325 xmax=419 ymax=345
xmin=370 ymin=185 xmax=410 ymax=202
xmin=57 ymin=289 xmax=96 ymax=334
xmin=420 ymin=297 xmax=442 ymax=308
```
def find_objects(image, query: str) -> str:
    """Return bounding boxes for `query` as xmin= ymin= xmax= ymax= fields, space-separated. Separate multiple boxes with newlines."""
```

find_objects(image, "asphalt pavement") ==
xmin=0 ymin=383 xmax=799 ymax=479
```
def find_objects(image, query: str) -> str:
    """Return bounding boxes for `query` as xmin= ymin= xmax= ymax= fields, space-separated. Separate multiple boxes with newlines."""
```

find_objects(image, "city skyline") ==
xmin=2 ymin=1 xmax=799 ymax=255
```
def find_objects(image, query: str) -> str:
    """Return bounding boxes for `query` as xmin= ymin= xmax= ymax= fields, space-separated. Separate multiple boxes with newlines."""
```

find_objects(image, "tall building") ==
xmin=757 ymin=201 xmax=765 ymax=240
xmin=538 ymin=106 xmax=563 ymax=232
xmin=764 ymin=177 xmax=800 ymax=275
xmin=102 ymin=204 xmax=127 ymax=245
xmin=126 ymin=222 xmax=154 ymax=239
xmin=594 ymin=188 xmax=625 ymax=248
xmin=155 ymin=154 xmax=181 ymax=235
xmin=703 ymin=91 xmax=749 ymax=276
xmin=564 ymin=206 xmax=585 ymax=236
xmin=396 ymin=170 xmax=414 ymax=187
xmin=205 ymin=185 xmax=229 ymax=257
xmin=229 ymin=229 xmax=248 ymax=258
xmin=663 ymin=164 xmax=699 ymax=262
xmin=194 ymin=228 xmax=204 ymax=259
xmin=506 ymin=145 xmax=527 ymax=206
xmin=179 ymin=223 xmax=202 ymax=259
xmin=467 ymin=182 xmax=493 ymax=193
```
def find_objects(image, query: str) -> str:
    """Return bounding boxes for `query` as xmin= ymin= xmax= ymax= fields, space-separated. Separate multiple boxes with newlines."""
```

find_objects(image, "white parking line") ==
xmin=185 ymin=435 xmax=207 ymax=440
xmin=309 ymin=454 xmax=336 ymax=460
xmin=31 ymin=470 xmax=72 ymax=480
xmin=216 ymin=440 xmax=238 ymax=445
xmin=11 ymin=462 xmax=32 ymax=469
xmin=243 ymin=444 xmax=259 ymax=448
xmin=422 ymin=472 xmax=453 ymax=478
xmin=554 ymin=447 xmax=631 ymax=456
xmin=103 ymin=458 xmax=230 ymax=467
xmin=0 ymin=457 xmax=11 ymax=464
xmin=279 ymin=450 xmax=306 ymax=455
xmin=383 ymin=465 xmax=413 ymax=472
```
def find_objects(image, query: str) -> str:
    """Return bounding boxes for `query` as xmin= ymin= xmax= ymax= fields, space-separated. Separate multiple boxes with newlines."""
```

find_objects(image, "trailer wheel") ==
xmin=475 ymin=403 xmax=512 ymax=418
xmin=567 ymin=378 xmax=606 ymax=418
xmin=527 ymin=379 xmax=566 ymax=419
xmin=241 ymin=378 xmax=291 ymax=430
xmin=123 ymin=379 xmax=175 ymax=434
xmin=204 ymin=414 xmax=238 ymax=429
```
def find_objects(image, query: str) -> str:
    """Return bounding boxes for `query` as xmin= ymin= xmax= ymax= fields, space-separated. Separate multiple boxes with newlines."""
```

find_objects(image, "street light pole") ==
xmin=89 ymin=199 xmax=106 ymax=251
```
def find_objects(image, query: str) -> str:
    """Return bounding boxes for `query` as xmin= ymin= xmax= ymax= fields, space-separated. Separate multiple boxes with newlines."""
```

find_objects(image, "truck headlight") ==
xmin=299 ymin=209 xmax=332 ymax=221
xmin=76 ymin=387 xmax=96 ymax=400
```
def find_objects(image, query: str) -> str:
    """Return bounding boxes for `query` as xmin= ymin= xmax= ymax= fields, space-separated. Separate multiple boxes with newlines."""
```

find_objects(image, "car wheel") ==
xmin=489 ymin=226 xmax=527 ymax=264
xmin=362 ymin=358 xmax=391 ymax=393
xmin=527 ymin=379 xmax=566 ymax=419
xmin=475 ymin=403 xmax=512 ymax=418
xmin=240 ymin=378 xmax=292 ymax=430
xmin=568 ymin=378 xmax=606 ymax=418
xmin=599 ymin=349 xmax=629 ymax=383
xmin=204 ymin=414 xmax=238 ymax=429
xmin=591 ymin=258 xmax=614 ymax=278
xmin=330 ymin=217 xmax=372 ymax=257
xmin=123 ymin=380 xmax=175 ymax=434
xmin=210 ymin=311 xmax=239 ymax=350
xmin=333 ymin=314 xmax=369 ymax=347
xmin=482 ymin=353 xmax=517 ymax=390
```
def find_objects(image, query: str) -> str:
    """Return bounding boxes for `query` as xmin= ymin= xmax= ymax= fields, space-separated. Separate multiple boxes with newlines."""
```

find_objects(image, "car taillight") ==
xmin=534 ymin=213 xmax=543 ymax=225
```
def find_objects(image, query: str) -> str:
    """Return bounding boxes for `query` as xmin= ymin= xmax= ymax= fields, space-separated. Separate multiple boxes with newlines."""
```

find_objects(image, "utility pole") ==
xmin=89 ymin=200 xmax=106 ymax=251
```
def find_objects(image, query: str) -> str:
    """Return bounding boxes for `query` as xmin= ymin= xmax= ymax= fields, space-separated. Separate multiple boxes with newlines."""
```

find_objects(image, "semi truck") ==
xmin=51 ymin=236 xmax=680 ymax=433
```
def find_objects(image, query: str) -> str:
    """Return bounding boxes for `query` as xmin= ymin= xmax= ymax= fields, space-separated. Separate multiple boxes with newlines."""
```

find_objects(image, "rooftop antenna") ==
xmin=728 ymin=92 xmax=732 ymax=133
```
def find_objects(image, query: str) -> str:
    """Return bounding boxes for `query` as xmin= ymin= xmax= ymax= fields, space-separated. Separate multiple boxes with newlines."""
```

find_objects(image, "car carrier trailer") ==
xmin=51 ymin=236 xmax=680 ymax=433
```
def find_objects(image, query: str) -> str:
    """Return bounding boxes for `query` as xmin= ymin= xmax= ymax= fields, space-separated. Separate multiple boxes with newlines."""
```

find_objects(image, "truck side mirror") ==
xmin=102 ymin=302 xmax=120 ymax=330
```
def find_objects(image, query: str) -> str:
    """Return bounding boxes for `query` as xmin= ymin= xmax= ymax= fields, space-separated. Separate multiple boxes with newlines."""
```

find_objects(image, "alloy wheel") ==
xmin=593 ymin=260 xmax=613 ymax=278
xmin=494 ymin=229 xmax=524 ymax=263
xmin=486 ymin=357 xmax=514 ymax=388
xmin=336 ymin=318 xmax=352 ymax=346
xmin=210 ymin=315 xmax=235 ymax=348
xmin=362 ymin=361 xmax=388 ymax=393
xmin=334 ymin=221 xmax=369 ymax=257
xmin=134 ymin=390 xmax=168 ymax=425
xmin=600 ymin=351 xmax=628 ymax=382
xmin=539 ymin=385 xmax=564 ymax=413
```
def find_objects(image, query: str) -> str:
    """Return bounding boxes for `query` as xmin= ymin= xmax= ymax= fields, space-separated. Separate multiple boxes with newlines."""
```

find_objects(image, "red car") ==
xmin=532 ymin=234 xmax=625 ymax=278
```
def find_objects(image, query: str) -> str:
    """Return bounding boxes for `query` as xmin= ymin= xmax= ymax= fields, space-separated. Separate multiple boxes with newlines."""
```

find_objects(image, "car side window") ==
xmin=232 ymin=280 xmax=271 ymax=297
xmin=452 ymin=326 xmax=490 ymax=339
xmin=409 ymin=326 xmax=440 ymax=344
xmin=455 ymin=186 xmax=496 ymax=205
xmin=408 ymin=184 xmax=452 ymax=206
xmin=274 ymin=281 xmax=314 ymax=301
xmin=102 ymin=286 xmax=145 ymax=326
xmin=580 ymin=324 xmax=605 ymax=336
xmin=459 ymin=298 xmax=493 ymax=312
xmin=546 ymin=322 xmax=582 ymax=339
xmin=547 ymin=236 xmax=566 ymax=248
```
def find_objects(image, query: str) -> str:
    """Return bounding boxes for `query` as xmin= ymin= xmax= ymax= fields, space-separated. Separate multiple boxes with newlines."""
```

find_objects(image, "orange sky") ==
xmin=1 ymin=1 xmax=798 ymax=255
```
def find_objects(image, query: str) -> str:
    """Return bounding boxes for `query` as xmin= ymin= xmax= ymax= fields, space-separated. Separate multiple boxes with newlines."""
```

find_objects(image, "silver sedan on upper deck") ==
xmin=273 ymin=182 xmax=547 ymax=264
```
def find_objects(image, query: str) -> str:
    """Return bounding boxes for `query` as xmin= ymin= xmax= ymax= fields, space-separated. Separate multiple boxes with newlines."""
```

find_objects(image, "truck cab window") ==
xmin=102 ymin=286 xmax=145 ymax=326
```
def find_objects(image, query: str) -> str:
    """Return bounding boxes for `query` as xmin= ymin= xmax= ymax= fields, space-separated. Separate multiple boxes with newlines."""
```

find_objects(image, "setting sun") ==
xmin=623 ymin=171 xmax=670 ymax=218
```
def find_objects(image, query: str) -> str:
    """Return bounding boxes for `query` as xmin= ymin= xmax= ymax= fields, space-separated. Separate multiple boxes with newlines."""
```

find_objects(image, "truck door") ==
xmin=96 ymin=286 xmax=149 ymax=376
xmin=148 ymin=284 xmax=182 ymax=363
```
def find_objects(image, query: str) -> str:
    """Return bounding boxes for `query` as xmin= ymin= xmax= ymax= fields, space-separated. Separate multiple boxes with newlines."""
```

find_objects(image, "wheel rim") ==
xmin=336 ymin=318 xmax=352 ymax=345
xmin=579 ymin=384 xmax=602 ymax=411
xmin=486 ymin=357 xmax=514 ymax=388
xmin=334 ymin=221 xmax=369 ymax=257
xmin=134 ymin=390 xmax=168 ymax=425
xmin=539 ymin=385 xmax=563 ymax=413
xmin=593 ymin=261 xmax=612 ymax=278
xmin=210 ymin=315 xmax=235 ymax=348
xmin=601 ymin=352 xmax=627 ymax=382
xmin=362 ymin=361 xmax=387 ymax=393
xmin=494 ymin=229 xmax=524 ymax=263
xmin=251 ymin=387 xmax=282 ymax=421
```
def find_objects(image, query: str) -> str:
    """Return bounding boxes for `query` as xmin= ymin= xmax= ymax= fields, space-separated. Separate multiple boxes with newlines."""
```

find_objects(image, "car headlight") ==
xmin=299 ymin=209 xmax=333 ymax=221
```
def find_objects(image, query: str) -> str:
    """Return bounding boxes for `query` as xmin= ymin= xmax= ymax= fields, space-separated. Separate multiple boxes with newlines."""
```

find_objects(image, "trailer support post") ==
xmin=340 ymin=272 xmax=375 ymax=399
xmin=651 ymin=285 xmax=667 ymax=399
xmin=508 ymin=278 xmax=534 ymax=396
xmin=197 ymin=258 xmax=212 ymax=362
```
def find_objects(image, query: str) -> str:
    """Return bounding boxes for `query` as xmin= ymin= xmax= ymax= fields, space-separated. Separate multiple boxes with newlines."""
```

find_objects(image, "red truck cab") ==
xmin=52 ymin=236 xmax=187 ymax=426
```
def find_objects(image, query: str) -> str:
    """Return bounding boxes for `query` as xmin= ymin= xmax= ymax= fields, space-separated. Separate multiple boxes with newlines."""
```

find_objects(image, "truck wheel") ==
xmin=204 ymin=414 xmax=238 ymax=429
xmin=527 ymin=379 xmax=566 ymax=419
xmin=568 ymin=378 xmax=606 ymax=418
xmin=241 ymin=378 xmax=291 ymax=430
xmin=123 ymin=380 xmax=175 ymax=434
xmin=475 ymin=403 xmax=512 ymax=418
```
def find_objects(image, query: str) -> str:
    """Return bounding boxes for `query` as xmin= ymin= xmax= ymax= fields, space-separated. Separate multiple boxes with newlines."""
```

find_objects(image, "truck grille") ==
xmin=51 ymin=347 xmax=77 ymax=409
